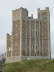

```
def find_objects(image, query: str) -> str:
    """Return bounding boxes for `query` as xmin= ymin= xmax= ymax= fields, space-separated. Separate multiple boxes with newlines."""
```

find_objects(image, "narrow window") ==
xmin=33 ymin=46 xmax=34 ymax=49
xmin=8 ymin=48 xmax=11 ymax=51
xmin=33 ymin=31 xmax=34 ymax=36
xmin=36 ymin=46 xmax=37 ymax=49
xmin=36 ymin=31 xmax=37 ymax=37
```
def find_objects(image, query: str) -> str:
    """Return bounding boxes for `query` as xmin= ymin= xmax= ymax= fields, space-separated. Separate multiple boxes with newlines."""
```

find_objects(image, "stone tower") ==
xmin=5 ymin=7 xmax=51 ymax=63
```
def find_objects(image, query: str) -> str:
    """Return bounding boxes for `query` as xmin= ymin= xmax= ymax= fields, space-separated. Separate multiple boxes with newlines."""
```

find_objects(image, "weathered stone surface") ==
xmin=5 ymin=7 xmax=51 ymax=63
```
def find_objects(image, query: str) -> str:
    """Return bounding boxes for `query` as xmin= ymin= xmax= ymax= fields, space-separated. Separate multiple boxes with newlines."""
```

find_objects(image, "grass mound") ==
xmin=3 ymin=60 xmax=54 ymax=72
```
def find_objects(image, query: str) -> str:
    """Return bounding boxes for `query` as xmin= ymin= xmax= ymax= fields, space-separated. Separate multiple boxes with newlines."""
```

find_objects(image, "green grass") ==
xmin=3 ymin=60 xmax=54 ymax=72
xmin=0 ymin=63 xmax=2 ymax=70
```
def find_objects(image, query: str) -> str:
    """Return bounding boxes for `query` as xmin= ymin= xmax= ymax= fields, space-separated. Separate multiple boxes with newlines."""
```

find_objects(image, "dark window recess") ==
xmin=36 ymin=31 xmax=37 ymax=36
xmin=36 ymin=46 xmax=37 ymax=49
xmin=33 ymin=46 xmax=34 ymax=49
xmin=33 ymin=31 xmax=34 ymax=36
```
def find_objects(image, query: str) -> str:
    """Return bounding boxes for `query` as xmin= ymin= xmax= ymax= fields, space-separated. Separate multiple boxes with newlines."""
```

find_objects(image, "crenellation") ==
xmin=5 ymin=7 xmax=51 ymax=63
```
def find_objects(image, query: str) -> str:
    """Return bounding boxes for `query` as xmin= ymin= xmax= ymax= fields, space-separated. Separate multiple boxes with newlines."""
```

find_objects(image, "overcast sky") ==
xmin=0 ymin=0 xmax=54 ymax=58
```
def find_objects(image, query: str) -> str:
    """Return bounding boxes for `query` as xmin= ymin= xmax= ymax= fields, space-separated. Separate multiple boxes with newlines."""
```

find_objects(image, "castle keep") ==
xmin=5 ymin=7 xmax=51 ymax=63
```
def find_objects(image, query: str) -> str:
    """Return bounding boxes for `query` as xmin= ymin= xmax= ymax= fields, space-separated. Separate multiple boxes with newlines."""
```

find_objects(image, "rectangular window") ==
xmin=36 ymin=31 xmax=37 ymax=37
xmin=33 ymin=31 xmax=34 ymax=36
xmin=36 ymin=46 xmax=37 ymax=49
xmin=8 ymin=48 xmax=11 ymax=51
xmin=32 ymin=46 xmax=34 ymax=49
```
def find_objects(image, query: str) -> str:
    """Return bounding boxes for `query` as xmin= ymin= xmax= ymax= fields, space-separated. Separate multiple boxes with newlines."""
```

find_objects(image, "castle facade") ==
xmin=5 ymin=7 xmax=51 ymax=63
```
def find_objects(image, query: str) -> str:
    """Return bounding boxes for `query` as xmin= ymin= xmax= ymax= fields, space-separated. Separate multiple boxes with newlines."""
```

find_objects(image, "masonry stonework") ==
xmin=5 ymin=7 xmax=51 ymax=63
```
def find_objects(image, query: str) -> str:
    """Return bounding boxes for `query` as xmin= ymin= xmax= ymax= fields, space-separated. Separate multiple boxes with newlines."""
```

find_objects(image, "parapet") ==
xmin=45 ymin=7 xmax=49 ymax=11
xmin=38 ymin=8 xmax=40 ymax=13
xmin=37 ymin=7 xmax=49 ymax=13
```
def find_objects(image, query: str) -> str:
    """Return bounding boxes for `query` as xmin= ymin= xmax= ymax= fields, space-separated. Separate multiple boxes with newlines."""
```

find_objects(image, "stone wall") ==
xmin=6 ymin=34 xmax=11 ymax=57
xmin=6 ymin=7 xmax=51 ymax=63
